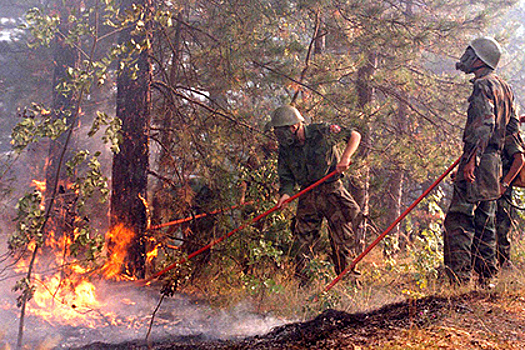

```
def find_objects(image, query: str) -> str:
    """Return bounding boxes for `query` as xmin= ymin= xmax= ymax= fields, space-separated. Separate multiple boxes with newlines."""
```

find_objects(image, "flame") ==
xmin=146 ymin=243 xmax=161 ymax=264
xmin=11 ymin=179 xmax=145 ymax=332
xmin=29 ymin=274 xmax=114 ymax=328
xmin=121 ymin=298 xmax=136 ymax=306
xmin=18 ymin=226 xmax=117 ymax=327
xmin=101 ymin=223 xmax=135 ymax=280
xmin=31 ymin=179 xmax=46 ymax=193
xmin=11 ymin=218 xmax=140 ymax=329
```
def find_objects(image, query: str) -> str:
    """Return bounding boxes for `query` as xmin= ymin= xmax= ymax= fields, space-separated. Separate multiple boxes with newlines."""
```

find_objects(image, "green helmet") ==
xmin=470 ymin=37 xmax=502 ymax=70
xmin=265 ymin=105 xmax=305 ymax=131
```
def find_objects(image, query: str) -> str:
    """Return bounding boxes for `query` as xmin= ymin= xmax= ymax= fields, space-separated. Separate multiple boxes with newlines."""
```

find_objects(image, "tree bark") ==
xmin=351 ymin=52 xmax=376 ymax=254
xmin=390 ymin=94 xmax=408 ymax=252
xmin=109 ymin=0 xmax=153 ymax=279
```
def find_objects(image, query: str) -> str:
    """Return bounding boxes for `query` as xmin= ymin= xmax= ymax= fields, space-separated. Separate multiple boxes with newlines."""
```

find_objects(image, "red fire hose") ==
xmin=150 ymin=201 xmax=254 ymax=230
xmin=316 ymin=156 xmax=461 ymax=298
xmin=140 ymin=170 xmax=340 ymax=284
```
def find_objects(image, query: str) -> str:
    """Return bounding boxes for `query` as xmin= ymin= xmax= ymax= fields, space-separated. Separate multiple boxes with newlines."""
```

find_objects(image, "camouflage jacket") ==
xmin=463 ymin=71 xmax=517 ymax=160
xmin=458 ymin=70 xmax=518 ymax=201
xmin=502 ymin=118 xmax=525 ymax=174
xmin=277 ymin=123 xmax=354 ymax=196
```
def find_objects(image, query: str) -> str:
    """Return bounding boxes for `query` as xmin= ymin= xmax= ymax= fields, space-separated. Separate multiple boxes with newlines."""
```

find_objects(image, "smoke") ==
xmin=0 ymin=277 xmax=288 ymax=349
xmin=0 ymin=96 xmax=288 ymax=350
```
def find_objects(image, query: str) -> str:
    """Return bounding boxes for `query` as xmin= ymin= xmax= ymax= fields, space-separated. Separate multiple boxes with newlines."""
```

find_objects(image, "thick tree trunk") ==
xmin=109 ymin=0 xmax=153 ymax=279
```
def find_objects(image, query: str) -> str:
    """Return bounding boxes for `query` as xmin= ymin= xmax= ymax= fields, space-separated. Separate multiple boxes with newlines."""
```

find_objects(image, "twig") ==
xmin=291 ymin=8 xmax=321 ymax=105
xmin=145 ymin=293 xmax=165 ymax=344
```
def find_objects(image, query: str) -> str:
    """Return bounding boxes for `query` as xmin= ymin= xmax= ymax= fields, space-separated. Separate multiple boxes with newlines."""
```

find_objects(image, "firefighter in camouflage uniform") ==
xmin=495 ymin=125 xmax=525 ymax=268
xmin=265 ymin=105 xmax=362 ymax=284
xmin=444 ymin=37 xmax=520 ymax=286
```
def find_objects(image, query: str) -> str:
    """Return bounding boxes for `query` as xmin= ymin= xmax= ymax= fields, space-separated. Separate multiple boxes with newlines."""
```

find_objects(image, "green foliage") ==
xmin=239 ymin=237 xmax=286 ymax=299
xmin=306 ymin=290 xmax=341 ymax=313
xmin=401 ymin=191 xmax=445 ymax=294
xmin=66 ymin=150 xmax=110 ymax=209
xmin=3 ymin=0 xmax=522 ymax=330
xmin=242 ymin=273 xmax=284 ymax=297
xmin=249 ymin=239 xmax=283 ymax=266
xmin=8 ymin=190 xmax=45 ymax=251
xmin=22 ymin=8 xmax=60 ymax=47
xmin=10 ymin=106 xmax=69 ymax=153
xmin=69 ymin=226 xmax=105 ymax=262
xmin=402 ymin=224 xmax=443 ymax=291
xmin=13 ymin=278 xmax=35 ymax=308
xmin=305 ymin=258 xmax=337 ymax=285
xmin=158 ymin=251 xmax=192 ymax=298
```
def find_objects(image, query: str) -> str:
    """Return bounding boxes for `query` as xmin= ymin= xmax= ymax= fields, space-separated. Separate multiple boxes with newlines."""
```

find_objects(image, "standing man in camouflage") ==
xmin=444 ymin=37 xmax=520 ymax=286
xmin=265 ymin=105 xmax=362 ymax=284
xmin=496 ymin=128 xmax=525 ymax=268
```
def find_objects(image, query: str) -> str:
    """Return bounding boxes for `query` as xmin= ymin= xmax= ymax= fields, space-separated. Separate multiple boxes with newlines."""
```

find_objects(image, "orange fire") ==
xmin=146 ymin=243 xmax=161 ymax=264
xmin=18 ymin=222 xmax=138 ymax=328
xmin=29 ymin=272 xmax=118 ymax=328
xmin=100 ymin=223 xmax=136 ymax=280
xmin=12 ymin=179 xmax=155 ymax=331
xmin=31 ymin=179 xmax=46 ymax=193
xmin=19 ymin=219 xmax=149 ymax=328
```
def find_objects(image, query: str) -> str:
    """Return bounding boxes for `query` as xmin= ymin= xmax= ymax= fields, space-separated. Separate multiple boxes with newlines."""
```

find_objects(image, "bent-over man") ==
xmin=266 ymin=105 xmax=362 ymax=284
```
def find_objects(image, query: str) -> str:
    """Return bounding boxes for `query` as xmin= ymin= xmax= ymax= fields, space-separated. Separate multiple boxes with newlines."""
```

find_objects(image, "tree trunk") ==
xmin=391 ymin=94 xmax=409 ymax=252
xmin=352 ymin=52 xmax=376 ymax=254
xmin=109 ymin=0 xmax=153 ymax=279
xmin=385 ymin=167 xmax=405 ymax=255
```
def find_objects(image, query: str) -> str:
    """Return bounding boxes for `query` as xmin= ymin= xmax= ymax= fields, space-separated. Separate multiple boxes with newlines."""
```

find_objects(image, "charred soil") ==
xmin=74 ymin=289 xmax=525 ymax=350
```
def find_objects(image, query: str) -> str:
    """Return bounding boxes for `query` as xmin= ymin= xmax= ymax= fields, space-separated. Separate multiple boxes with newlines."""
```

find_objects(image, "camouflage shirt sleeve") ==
xmin=463 ymin=79 xmax=496 ymax=161
xmin=277 ymin=147 xmax=296 ymax=196
xmin=506 ymin=109 xmax=520 ymax=136
xmin=504 ymin=132 xmax=525 ymax=159
xmin=501 ymin=110 xmax=524 ymax=170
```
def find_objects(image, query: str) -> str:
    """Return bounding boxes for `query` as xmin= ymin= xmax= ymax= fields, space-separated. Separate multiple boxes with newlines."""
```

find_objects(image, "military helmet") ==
xmin=265 ymin=105 xmax=305 ymax=131
xmin=469 ymin=37 xmax=502 ymax=70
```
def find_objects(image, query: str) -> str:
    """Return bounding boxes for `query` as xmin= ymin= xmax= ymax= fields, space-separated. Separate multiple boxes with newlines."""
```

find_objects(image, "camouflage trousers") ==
xmin=496 ymin=189 xmax=514 ymax=267
xmin=444 ymin=183 xmax=498 ymax=284
xmin=292 ymin=180 xmax=361 ymax=282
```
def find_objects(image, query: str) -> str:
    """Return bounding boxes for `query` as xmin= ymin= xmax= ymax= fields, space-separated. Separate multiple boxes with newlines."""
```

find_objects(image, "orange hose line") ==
xmin=150 ymin=201 xmax=255 ymax=230
xmin=316 ymin=157 xmax=461 ymax=300
xmin=138 ymin=170 xmax=340 ymax=285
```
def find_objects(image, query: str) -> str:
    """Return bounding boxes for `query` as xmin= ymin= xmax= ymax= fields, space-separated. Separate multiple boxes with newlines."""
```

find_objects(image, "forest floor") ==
xmin=75 ymin=270 xmax=525 ymax=350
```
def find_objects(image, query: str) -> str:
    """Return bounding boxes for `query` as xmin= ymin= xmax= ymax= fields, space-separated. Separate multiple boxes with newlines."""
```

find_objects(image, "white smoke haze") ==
xmin=0 ymin=277 xmax=289 ymax=349
xmin=0 ymin=150 xmax=287 ymax=350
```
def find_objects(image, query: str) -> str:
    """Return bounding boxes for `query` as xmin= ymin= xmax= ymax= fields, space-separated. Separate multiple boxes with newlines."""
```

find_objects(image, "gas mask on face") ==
xmin=274 ymin=126 xmax=296 ymax=146
xmin=456 ymin=47 xmax=479 ymax=74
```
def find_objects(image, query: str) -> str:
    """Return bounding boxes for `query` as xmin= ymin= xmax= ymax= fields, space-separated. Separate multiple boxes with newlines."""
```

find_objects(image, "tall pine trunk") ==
xmin=109 ymin=0 xmax=153 ymax=279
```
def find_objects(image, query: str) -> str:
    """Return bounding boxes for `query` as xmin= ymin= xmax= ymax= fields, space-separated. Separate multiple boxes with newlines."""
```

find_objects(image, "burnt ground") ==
xmin=74 ymin=289 xmax=525 ymax=350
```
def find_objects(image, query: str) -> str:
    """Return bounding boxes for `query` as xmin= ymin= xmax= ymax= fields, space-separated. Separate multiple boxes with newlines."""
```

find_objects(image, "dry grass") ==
xmin=167 ymin=232 xmax=525 ymax=349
